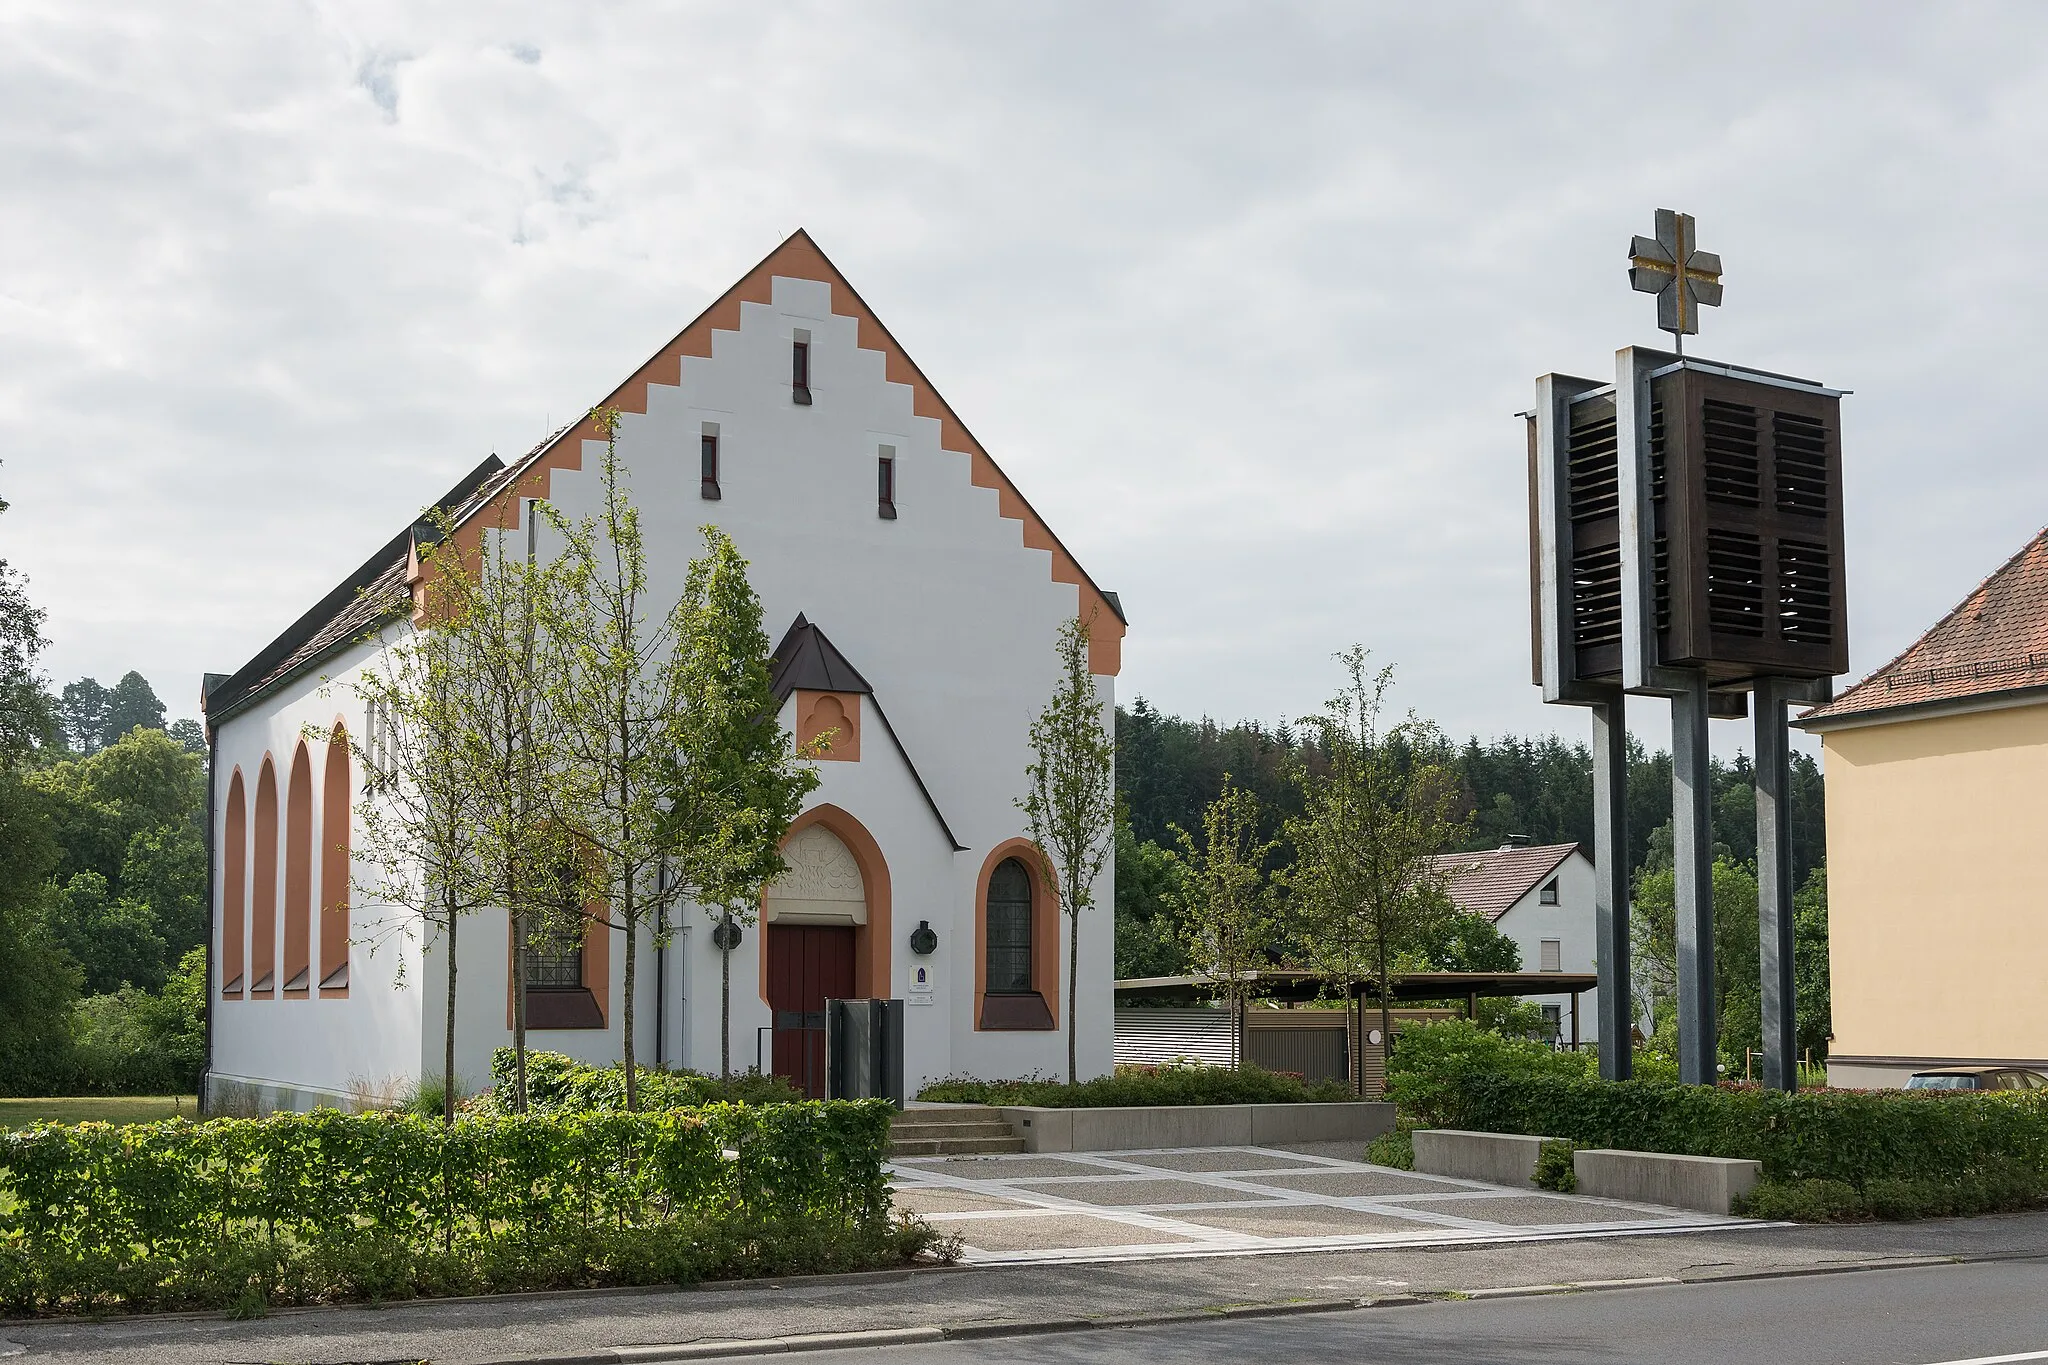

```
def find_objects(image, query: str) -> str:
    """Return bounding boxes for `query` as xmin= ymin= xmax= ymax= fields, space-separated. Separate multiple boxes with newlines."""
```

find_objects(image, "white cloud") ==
xmin=5 ymin=0 xmax=2046 ymax=753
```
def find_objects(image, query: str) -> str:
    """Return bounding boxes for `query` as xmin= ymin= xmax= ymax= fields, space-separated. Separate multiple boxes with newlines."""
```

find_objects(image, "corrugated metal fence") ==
xmin=1114 ymin=1007 xmax=1457 ymax=1092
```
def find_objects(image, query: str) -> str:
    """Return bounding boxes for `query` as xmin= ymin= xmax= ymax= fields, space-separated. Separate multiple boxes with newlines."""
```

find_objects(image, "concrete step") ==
xmin=892 ymin=1105 xmax=1008 ymax=1125
xmin=889 ymin=1135 xmax=1029 ymax=1157
xmin=889 ymin=1122 xmax=1019 ymax=1141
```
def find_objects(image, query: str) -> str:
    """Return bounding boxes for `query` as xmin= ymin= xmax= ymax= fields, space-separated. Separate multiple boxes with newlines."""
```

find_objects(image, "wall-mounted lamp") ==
xmin=908 ymin=920 xmax=938 ymax=955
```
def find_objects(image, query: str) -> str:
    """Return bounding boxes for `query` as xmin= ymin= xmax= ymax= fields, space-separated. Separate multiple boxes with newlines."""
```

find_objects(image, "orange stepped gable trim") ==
xmin=441 ymin=231 xmax=1125 ymax=675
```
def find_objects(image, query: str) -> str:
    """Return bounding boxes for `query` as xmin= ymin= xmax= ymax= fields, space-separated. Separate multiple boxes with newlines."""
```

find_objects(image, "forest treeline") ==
xmin=1118 ymin=697 xmax=1824 ymax=890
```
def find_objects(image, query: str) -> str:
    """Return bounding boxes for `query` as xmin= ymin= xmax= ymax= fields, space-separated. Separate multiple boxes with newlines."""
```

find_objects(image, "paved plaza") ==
xmin=888 ymin=1142 xmax=1757 ymax=1265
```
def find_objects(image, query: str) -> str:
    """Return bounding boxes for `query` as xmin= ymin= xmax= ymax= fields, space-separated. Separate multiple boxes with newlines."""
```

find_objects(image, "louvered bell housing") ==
xmin=1647 ymin=366 xmax=1847 ymax=681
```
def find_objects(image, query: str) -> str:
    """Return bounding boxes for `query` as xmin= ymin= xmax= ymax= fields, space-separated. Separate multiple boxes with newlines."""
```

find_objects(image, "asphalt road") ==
xmin=794 ymin=1261 xmax=2048 ymax=1365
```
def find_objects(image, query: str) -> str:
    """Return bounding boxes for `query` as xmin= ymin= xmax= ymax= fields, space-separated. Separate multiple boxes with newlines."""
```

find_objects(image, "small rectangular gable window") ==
xmin=877 ymin=447 xmax=897 ymax=519
xmin=791 ymin=332 xmax=812 ymax=405
xmin=1540 ymin=878 xmax=1559 ymax=905
xmin=700 ymin=424 xmax=721 ymax=500
xmin=1540 ymin=938 xmax=1562 ymax=972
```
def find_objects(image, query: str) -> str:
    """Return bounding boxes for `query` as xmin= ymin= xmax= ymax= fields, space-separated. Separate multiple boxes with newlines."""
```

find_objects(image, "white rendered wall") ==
xmin=213 ymin=269 xmax=1120 ymax=1104
xmin=1493 ymin=852 xmax=1600 ymax=1044
xmin=208 ymin=636 xmax=424 ymax=1108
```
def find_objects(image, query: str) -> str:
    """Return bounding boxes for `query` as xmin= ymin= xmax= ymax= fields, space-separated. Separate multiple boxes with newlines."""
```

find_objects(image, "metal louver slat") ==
xmin=1773 ymin=412 xmax=1830 ymax=516
xmin=1702 ymin=399 xmax=1761 ymax=507
xmin=1567 ymin=413 xmax=1620 ymax=522
xmin=1706 ymin=528 xmax=1766 ymax=636
xmin=1776 ymin=539 xmax=1834 ymax=645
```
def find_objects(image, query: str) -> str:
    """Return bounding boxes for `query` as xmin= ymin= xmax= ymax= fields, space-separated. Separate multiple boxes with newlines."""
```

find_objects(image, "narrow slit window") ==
xmin=700 ymin=424 xmax=721 ymax=500
xmin=791 ymin=333 xmax=812 ymax=405
xmin=877 ymin=447 xmax=897 ymax=519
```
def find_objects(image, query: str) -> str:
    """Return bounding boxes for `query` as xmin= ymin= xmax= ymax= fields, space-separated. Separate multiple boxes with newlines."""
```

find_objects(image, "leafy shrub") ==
xmin=1365 ymin=1124 xmax=1415 ymax=1170
xmin=1532 ymin=1139 xmax=1579 ymax=1192
xmin=0 ymin=1099 xmax=924 ymax=1315
xmin=1735 ymin=1161 xmax=2048 ymax=1223
xmin=917 ymin=1061 xmax=1355 ymax=1108
xmin=1444 ymin=1072 xmax=2048 ymax=1189
xmin=472 ymin=1049 xmax=804 ymax=1113
xmin=1385 ymin=1019 xmax=1593 ymax=1127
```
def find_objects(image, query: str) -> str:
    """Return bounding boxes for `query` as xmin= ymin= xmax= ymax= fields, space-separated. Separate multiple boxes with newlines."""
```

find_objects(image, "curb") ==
xmin=472 ymin=1254 xmax=2048 ymax=1363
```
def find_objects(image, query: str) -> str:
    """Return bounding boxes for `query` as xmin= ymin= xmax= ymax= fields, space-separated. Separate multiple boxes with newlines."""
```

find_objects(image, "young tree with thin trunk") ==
xmin=663 ymin=526 xmax=819 ymax=1079
xmin=415 ymin=499 xmax=573 ymax=1115
xmin=342 ymin=597 xmax=489 ymax=1124
xmin=1020 ymin=614 xmax=1117 ymax=1086
xmin=1286 ymin=647 xmax=1464 ymax=1097
xmin=1166 ymin=777 xmax=1280 ymax=1069
xmin=537 ymin=411 xmax=708 ymax=1111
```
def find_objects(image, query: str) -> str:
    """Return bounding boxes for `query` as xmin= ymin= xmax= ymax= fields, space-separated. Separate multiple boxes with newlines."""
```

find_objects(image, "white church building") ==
xmin=200 ymin=232 xmax=1126 ymax=1112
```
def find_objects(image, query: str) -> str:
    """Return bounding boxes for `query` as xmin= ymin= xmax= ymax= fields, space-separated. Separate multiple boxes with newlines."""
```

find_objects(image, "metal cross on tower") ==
xmin=1629 ymin=209 xmax=1723 ymax=354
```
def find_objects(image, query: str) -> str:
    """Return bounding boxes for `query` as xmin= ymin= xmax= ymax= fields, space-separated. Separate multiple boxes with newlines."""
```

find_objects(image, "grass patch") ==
xmin=0 ymin=1096 xmax=197 ymax=1127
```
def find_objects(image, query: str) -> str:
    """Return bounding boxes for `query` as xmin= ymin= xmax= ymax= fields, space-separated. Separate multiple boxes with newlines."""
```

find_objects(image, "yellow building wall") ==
xmin=1823 ymin=700 xmax=2048 ymax=1069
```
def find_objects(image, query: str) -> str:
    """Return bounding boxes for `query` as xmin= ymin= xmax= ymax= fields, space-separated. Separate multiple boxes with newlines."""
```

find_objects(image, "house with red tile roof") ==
xmin=1422 ymin=841 xmax=1600 ymax=1043
xmin=1797 ymin=527 xmax=2048 ymax=1088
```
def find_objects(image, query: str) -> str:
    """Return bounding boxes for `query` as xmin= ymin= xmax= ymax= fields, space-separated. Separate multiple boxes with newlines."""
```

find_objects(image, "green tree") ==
xmin=1793 ymin=867 xmax=1831 ymax=1061
xmin=29 ymin=727 xmax=205 ymax=891
xmin=103 ymin=672 xmax=167 ymax=741
xmin=43 ymin=870 xmax=168 ymax=995
xmin=0 ymin=471 xmax=55 ymax=767
xmin=1021 ymin=615 xmax=1117 ymax=1085
xmin=345 ymin=563 xmax=493 ymax=1124
xmin=1633 ymin=854 xmax=1762 ymax=1071
xmin=0 ymin=774 xmax=77 ymax=1093
xmin=1286 ymin=648 xmax=1465 ymax=1096
xmin=119 ymin=824 xmax=207 ymax=960
xmin=416 ymin=495 xmax=576 ymax=1114
xmin=541 ymin=416 xmax=743 ymax=1107
xmin=663 ymin=526 xmax=819 ymax=1079
xmin=1405 ymin=901 xmax=1523 ymax=973
xmin=1166 ymin=778 xmax=1279 ymax=1067
xmin=1113 ymin=817 xmax=1185 ymax=979
xmin=167 ymin=718 xmax=207 ymax=757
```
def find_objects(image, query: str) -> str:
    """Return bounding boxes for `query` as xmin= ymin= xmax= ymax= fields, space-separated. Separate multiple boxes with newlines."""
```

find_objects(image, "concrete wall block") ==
xmin=1002 ymin=1103 xmax=1390 ymax=1153
xmin=1573 ymin=1148 xmax=1762 ymax=1214
xmin=1412 ymin=1129 xmax=1558 ymax=1188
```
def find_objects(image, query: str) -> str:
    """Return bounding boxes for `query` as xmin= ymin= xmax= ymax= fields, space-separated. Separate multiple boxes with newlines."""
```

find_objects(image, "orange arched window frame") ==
xmin=282 ymin=741 xmax=313 ymax=996
xmin=319 ymin=721 xmax=351 ymax=996
xmin=221 ymin=768 xmax=246 ymax=997
xmin=251 ymin=756 xmax=279 ymax=997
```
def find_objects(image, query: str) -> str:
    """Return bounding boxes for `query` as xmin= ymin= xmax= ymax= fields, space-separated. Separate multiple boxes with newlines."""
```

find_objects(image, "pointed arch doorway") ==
xmin=763 ymin=818 xmax=872 ymax=1096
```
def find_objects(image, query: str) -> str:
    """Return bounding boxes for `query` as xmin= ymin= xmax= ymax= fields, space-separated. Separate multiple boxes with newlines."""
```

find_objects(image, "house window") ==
xmin=1540 ymin=938 xmax=1562 ymax=972
xmin=986 ymin=857 xmax=1034 ymax=993
xmin=791 ymin=333 xmax=812 ymax=405
xmin=877 ymin=448 xmax=897 ymax=520
xmin=1539 ymin=878 xmax=1558 ymax=905
xmin=700 ymin=424 xmax=721 ymax=500
xmin=1541 ymin=1004 xmax=1562 ymax=1040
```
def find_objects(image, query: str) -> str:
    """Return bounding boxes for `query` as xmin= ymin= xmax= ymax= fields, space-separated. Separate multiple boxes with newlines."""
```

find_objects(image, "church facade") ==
xmin=200 ymin=233 xmax=1124 ymax=1112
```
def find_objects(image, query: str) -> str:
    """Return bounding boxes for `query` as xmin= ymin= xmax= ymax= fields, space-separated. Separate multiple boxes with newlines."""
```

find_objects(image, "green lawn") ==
xmin=0 ymin=1095 xmax=199 ymax=1127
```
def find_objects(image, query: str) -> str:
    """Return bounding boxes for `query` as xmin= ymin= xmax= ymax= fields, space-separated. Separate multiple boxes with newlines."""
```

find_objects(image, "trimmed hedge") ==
xmin=1445 ymin=1073 xmax=2048 ymax=1187
xmin=918 ymin=1062 xmax=1356 ymax=1108
xmin=0 ymin=1100 xmax=909 ymax=1315
xmin=474 ymin=1049 xmax=804 ymax=1113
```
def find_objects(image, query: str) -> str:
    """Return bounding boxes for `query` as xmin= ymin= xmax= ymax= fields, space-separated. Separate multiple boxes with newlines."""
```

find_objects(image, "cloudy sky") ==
xmin=5 ymin=2 xmax=2045 ymax=753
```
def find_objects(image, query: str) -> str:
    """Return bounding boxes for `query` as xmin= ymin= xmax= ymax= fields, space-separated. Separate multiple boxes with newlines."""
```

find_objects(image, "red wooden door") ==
xmin=766 ymin=923 xmax=856 ymax=1097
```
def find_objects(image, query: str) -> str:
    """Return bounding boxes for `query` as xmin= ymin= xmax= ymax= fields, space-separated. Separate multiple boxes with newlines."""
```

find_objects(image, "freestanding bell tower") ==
xmin=1529 ymin=210 xmax=1847 ymax=1090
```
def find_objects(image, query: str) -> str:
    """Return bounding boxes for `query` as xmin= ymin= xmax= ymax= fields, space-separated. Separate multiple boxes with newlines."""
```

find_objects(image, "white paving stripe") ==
xmin=888 ymin=1144 xmax=1757 ymax=1266
xmin=1916 ymin=1353 xmax=2048 ymax=1365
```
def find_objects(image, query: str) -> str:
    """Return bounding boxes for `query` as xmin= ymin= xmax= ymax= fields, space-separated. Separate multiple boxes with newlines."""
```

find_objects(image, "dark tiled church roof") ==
xmin=1802 ymin=526 xmax=2048 ymax=727
xmin=203 ymin=455 xmax=505 ymax=725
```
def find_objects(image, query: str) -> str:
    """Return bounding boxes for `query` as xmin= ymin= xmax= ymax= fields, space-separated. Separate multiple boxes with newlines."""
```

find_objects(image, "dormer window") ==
xmin=877 ymin=447 xmax=897 ymax=520
xmin=701 ymin=424 xmax=721 ymax=500
xmin=792 ymin=333 xmax=812 ymax=405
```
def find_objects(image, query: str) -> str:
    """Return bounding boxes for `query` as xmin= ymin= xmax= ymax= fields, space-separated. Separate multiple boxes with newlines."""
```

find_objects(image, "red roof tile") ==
xmin=1422 ymin=843 xmax=1580 ymax=923
xmin=1802 ymin=527 xmax=2048 ymax=726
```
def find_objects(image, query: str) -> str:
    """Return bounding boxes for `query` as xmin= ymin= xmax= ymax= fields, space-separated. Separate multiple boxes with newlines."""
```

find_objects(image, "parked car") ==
xmin=1905 ymin=1065 xmax=2048 ymax=1091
